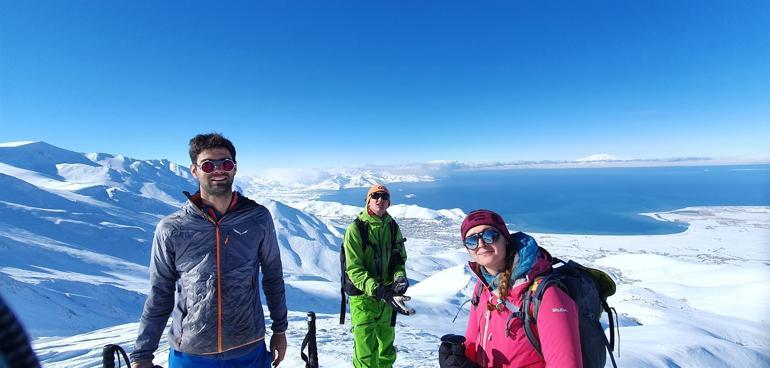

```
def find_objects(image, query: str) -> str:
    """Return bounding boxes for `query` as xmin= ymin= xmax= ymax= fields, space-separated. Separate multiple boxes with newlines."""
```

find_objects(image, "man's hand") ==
xmin=392 ymin=275 xmax=409 ymax=296
xmin=130 ymin=360 xmax=155 ymax=368
xmin=376 ymin=284 xmax=415 ymax=315
xmin=375 ymin=283 xmax=393 ymax=302
xmin=438 ymin=334 xmax=479 ymax=368
xmin=270 ymin=332 xmax=287 ymax=367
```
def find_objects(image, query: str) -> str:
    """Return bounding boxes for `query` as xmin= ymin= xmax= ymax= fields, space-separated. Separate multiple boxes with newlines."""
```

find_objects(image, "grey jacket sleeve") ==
xmin=259 ymin=211 xmax=288 ymax=332
xmin=130 ymin=222 xmax=177 ymax=362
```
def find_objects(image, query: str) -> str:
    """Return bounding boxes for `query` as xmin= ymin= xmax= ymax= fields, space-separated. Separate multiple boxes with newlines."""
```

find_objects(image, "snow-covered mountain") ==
xmin=0 ymin=142 xmax=195 ymax=336
xmin=0 ymin=141 xmax=347 ymax=335
xmin=1 ymin=141 xmax=768 ymax=367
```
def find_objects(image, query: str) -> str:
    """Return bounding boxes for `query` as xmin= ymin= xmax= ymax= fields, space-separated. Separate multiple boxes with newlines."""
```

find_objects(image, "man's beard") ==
xmin=200 ymin=178 xmax=234 ymax=197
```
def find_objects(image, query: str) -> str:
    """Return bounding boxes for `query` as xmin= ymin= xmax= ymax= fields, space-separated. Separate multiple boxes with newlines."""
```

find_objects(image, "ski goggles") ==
xmin=370 ymin=192 xmax=390 ymax=201
xmin=464 ymin=229 xmax=501 ymax=250
xmin=197 ymin=158 xmax=236 ymax=173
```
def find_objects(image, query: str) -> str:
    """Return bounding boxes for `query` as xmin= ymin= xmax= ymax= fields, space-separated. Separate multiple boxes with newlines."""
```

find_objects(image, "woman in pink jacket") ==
xmin=439 ymin=209 xmax=583 ymax=368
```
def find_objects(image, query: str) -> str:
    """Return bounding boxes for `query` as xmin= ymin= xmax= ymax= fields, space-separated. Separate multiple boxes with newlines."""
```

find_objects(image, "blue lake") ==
xmin=320 ymin=165 xmax=770 ymax=235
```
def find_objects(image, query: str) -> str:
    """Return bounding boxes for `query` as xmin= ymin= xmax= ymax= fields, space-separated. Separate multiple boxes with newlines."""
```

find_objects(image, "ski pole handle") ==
xmin=102 ymin=344 xmax=130 ymax=368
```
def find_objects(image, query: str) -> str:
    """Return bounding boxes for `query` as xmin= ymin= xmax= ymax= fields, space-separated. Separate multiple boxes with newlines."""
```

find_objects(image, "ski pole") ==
xmin=103 ymin=344 xmax=130 ymax=368
xmin=102 ymin=344 xmax=163 ymax=368
xmin=300 ymin=311 xmax=318 ymax=368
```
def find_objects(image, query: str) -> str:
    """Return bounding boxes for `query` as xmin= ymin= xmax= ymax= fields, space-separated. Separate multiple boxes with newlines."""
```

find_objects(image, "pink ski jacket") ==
xmin=464 ymin=249 xmax=583 ymax=368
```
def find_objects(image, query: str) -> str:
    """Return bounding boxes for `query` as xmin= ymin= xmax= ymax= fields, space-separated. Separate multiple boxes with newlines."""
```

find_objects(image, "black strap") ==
xmin=339 ymin=245 xmax=348 ymax=324
xmin=603 ymin=300 xmax=615 ymax=351
xmin=339 ymin=219 xmax=371 ymax=324
xmin=521 ymin=288 xmax=543 ymax=357
xmin=300 ymin=312 xmax=319 ymax=368
xmin=521 ymin=276 xmax=565 ymax=358
xmin=339 ymin=292 xmax=346 ymax=325
xmin=387 ymin=220 xmax=406 ymax=277
xmin=102 ymin=344 xmax=130 ymax=368
xmin=594 ymin=308 xmax=619 ymax=368
xmin=354 ymin=218 xmax=370 ymax=252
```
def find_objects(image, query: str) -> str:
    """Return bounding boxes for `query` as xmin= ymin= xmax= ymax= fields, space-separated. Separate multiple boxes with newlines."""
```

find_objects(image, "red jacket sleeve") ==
xmin=537 ymin=286 xmax=583 ymax=368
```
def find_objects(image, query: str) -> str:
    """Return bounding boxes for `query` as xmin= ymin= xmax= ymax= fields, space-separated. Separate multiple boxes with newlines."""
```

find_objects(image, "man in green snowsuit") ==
xmin=344 ymin=184 xmax=412 ymax=368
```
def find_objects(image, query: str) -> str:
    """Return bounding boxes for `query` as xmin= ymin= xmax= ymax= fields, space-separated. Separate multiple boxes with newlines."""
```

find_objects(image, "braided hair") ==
xmin=495 ymin=238 xmax=518 ymax=299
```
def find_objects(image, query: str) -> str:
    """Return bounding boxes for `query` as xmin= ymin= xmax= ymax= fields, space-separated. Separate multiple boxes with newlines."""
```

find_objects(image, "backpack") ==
xmin=339 ymin=217 xmax=406 ymax=324
xmin=521 ymin=257 xmax=619 ymax=368
xmin=470 ymin=241 xmax=618 ymax=368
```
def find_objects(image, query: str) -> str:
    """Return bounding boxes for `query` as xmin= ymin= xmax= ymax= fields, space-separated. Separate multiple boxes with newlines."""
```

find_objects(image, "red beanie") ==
xmin=460 ymin=209 xmax=511 ymax=243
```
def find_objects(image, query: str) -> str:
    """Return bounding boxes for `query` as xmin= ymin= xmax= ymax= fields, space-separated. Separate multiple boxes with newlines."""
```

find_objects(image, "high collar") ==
xmin=183 ymin=191 xmax=244 ymax=222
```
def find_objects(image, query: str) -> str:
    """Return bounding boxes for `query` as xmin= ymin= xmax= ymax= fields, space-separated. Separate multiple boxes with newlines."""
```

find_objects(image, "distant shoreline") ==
xmin=451 ymin=159 xmax=770 ymax=172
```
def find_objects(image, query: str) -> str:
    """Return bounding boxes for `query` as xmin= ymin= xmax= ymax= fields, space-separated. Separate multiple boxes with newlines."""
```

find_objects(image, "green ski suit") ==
xmin=343 ymin=210 xmax=407 ymax=368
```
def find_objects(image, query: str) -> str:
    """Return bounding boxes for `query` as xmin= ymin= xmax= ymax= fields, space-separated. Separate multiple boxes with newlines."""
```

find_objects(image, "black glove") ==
xmin=438 ymin=334 xmax=479 ymax=368
xmin=375 ymin=284 xmax=415 ymax=315
xmin=375 ymin=283 xmax=393 ymax=301
xmin=392 ymin=275 xmax=409 ymax=296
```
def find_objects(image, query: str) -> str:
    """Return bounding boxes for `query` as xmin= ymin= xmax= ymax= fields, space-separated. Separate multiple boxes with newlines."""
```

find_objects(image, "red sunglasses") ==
xmin=197 ymin=158 xmax=236 ymax=173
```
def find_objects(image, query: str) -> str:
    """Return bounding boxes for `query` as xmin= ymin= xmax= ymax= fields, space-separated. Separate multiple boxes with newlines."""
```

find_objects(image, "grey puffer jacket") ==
xmin=130 ymin=192 xmax=287 ymax=362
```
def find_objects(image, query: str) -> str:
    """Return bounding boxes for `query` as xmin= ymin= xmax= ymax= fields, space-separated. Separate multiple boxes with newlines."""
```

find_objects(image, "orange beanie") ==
xmin=365 ymin=184 xmax=390 ymax=206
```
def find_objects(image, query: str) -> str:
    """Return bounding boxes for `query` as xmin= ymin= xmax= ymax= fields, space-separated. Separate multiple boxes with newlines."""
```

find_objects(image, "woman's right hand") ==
xmin=438 ymin=334 xmax=480 ymax=368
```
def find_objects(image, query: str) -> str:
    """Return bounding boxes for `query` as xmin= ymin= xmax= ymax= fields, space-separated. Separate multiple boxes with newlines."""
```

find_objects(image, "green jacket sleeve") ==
xmin=344 ymin=223 xmax=379 ymax=296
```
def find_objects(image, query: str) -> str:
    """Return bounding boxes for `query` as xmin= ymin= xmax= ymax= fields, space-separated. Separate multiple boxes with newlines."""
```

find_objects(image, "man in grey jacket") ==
xmin=130 ymin=133 xmax=288 ymax=368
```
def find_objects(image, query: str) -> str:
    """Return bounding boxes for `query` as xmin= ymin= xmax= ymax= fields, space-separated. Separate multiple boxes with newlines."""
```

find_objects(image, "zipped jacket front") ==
xmin=131 ymin=192 xmax=287 ymax=362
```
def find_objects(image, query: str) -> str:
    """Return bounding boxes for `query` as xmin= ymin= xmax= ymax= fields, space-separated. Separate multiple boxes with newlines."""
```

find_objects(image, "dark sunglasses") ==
xmin=464 ymin=229 xmax=501 ymax=250
xmin=197 ymin=158 xmax=236 ymax=173
xmin=370 ymin=192 xmax=390 ymax=201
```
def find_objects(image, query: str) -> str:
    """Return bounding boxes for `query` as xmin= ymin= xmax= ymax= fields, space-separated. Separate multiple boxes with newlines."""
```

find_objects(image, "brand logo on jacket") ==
xmin=233 ymin=228 xmax=249 ymax=235
xmin=552 ymin=307 xmax=569 ymax=313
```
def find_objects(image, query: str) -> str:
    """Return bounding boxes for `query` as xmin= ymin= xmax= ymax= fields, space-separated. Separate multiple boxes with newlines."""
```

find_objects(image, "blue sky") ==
xmin=1 ymin=1 xmax=768 ymax=173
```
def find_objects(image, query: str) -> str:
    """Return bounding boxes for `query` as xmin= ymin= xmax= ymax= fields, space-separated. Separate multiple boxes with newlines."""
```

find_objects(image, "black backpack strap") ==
xmin=604 ymin=300 xmax=619 ymax=368
xmin=531 ymin=275 xmax=566 ymax=321
xmin=354 ymin=218 xmax=370 ymax=252
xmin=521 ymin=283 xmax=542 ymax=357
xmin=387 ymin=220 xmax=406 ymax=277
xmin=339 ymin=240 xmax=349 ymax=324
xmin=339 ymin=273 xmax=347 ymax=324
xmin=603 ymin=300 xmax=615 ymax=351
xmin=521 ymin=275 xmax=566 ymax=358
xmin=340 ymin=219 xmax=369 ymax=325
xmin=387 ymin=220 xmax=402 ymax=327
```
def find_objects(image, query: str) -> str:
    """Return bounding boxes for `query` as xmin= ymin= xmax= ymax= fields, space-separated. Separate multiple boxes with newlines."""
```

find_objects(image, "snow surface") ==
xmin=0 ymin=140 xmax=40 ymax=147
xmin=0 ymin=142 xmax=768 ymax=367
